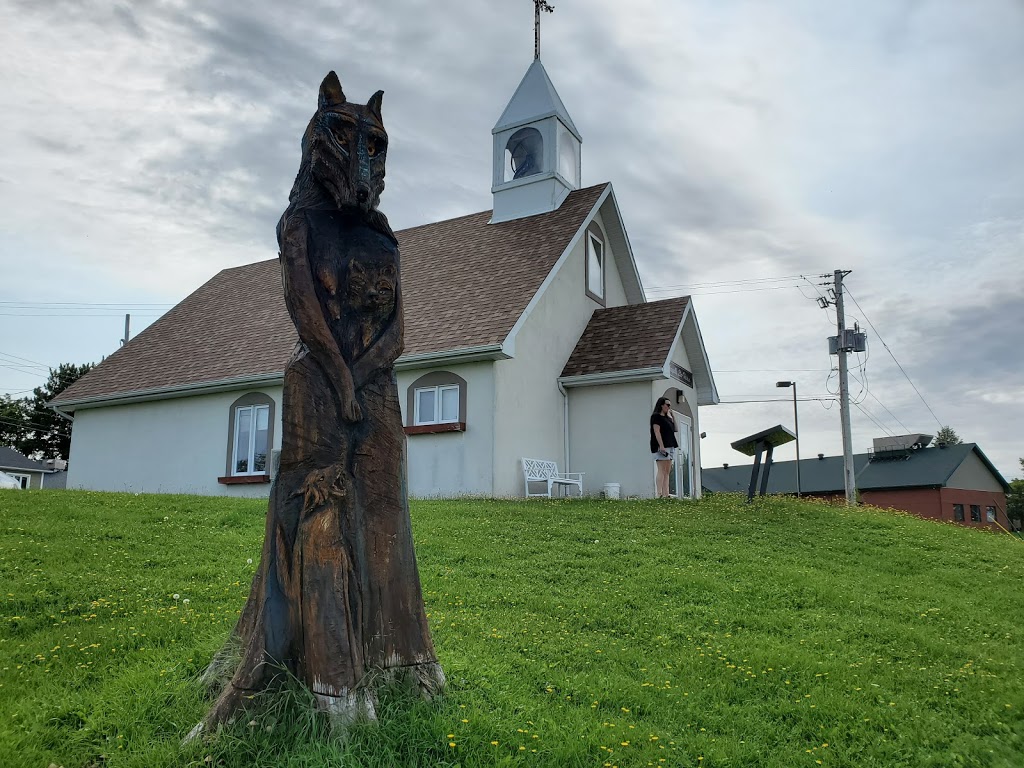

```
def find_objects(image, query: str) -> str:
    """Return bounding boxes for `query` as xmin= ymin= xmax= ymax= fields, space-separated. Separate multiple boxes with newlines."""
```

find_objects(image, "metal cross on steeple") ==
xmin=534 ymin=0 xmax=554 ymax=60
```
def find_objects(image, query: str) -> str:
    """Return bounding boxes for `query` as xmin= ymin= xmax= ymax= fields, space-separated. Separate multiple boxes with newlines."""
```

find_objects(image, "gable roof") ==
xmin=493 ymin=58 xmax=581 ymax=140
xmin=558 ymin=296 xmax=719 ymax=406
xmin=53 ymin=184 xmax=609 ymax=409
xmin=701 ymin=443 xmax=1010 ymax=494
xmin=560 ymin=297 xmax=690 ymax=377
xmin=0 ymin=446 xmax=44 ymax=472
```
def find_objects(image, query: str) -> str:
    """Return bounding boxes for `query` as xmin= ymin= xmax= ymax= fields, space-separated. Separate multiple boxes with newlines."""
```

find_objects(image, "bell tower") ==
xmin=490 ymin=6 xmax=581 ymax=223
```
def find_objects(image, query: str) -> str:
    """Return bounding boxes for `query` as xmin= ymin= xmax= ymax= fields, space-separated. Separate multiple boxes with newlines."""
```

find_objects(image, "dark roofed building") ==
xmin=0 ymin=446 xmax=61 ymax=490
xmin=702 ymin=442 xmax=1011 ymax=531
xmin=52 ymin=58 xmax=718 ymax=499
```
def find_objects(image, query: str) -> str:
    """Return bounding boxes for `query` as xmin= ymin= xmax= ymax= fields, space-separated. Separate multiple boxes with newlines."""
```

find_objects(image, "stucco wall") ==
xmin=396 ymin=362 xmax=495 ymax=496
xmin=66 ymin=387 xmax=284 ymax=496
xmin=493 ymin=210 xmax=629 ymax=496
xmin=567 ymin=381 xmax=655 ymax=497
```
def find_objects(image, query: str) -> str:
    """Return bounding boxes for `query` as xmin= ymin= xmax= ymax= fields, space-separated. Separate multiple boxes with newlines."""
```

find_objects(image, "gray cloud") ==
xmin=1 ymin=0 xmax=1022 ymax=477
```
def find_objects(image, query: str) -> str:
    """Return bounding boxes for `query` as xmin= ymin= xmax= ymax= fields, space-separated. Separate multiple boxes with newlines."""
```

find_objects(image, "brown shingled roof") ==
xmin=54 ymin=184 xmax=608 ymax=406
xmin=560 ymin=296 xmax=690 ymax=378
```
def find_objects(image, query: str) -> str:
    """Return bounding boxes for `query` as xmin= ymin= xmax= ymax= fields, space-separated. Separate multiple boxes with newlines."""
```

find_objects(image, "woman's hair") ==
xmin=652 ymin=397 xmax=671 ymax=416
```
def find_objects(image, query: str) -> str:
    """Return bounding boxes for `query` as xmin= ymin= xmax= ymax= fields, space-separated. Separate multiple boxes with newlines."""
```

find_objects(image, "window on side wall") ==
xmin=233 ymin=404 xmax=270 ymax=474
xmin=406 ymin=372 xmax=468 ymax=433
xmin=225 ymin=393 xmax=276 ymax=478
xmin=953 ymin=503 xmax=964 ymax=522
xmin=414 ymin=385 xmax=459 ymax=426
xmin=586 ymin=230 xmax=605 ymax=303
xmin=970 ymin=504 xmax=981 ymax=522
xmin=9 ymin=473 xmax=30 ymax=489
xmin=985 ymin=506 xmax=996 ymax=523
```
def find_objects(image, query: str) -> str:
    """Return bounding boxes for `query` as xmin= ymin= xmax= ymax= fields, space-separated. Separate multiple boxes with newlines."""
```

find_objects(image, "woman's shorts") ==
xmin=652 ymin=447 xmax=676 ymax=461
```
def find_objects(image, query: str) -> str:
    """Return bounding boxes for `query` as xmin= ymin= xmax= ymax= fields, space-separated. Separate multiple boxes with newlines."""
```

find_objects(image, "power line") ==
xmin=0 ymin=312 xmax=164 ymax=317
xmin=0 ymin=300 xmax=174 ymax=307
xmin=713 ymin=368 xmax=832 ymax=373
xmin=0 ymin=415 xmax=54 ymax=432
xmin=646 ymin=284 xmax=803 ymax=297
xmin=646 ymin=274 xmax=806 ymax=292
xmin=0 ymin=350 xmax=51 ymax=369
xmin=0 ymin=358 xmax=48 ymax=374
xmin=718 ymin=397 xmax=838 ymax=404
xmin=0 ymin=363 xmax=49 ymax=375
xmin=844 ymin=288 xmax=943 ymax=430
xmin=848 ymin=369 xmax=912 ymax=434
xmin=852 ymin=400 xmax=896 ymax=438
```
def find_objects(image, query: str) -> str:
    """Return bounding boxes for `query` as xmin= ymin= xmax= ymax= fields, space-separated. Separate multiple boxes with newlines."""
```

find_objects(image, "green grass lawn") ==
xmin=0 ymin=490 xmax=1021 ymax=768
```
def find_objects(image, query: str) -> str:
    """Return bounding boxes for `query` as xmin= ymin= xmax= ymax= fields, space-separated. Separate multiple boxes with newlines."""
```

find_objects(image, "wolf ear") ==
xmin=319 ymin=71 xmax=346 ymax=110
xmin=367 ymin=90 xmax=384 ymax=121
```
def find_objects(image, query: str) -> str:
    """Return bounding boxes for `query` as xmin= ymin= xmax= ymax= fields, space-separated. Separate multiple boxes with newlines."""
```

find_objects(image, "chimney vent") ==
xmin=817 ymin=453 xmax=824 ymax=460
xmin=723 ymin=463 xmax=729 ymax=469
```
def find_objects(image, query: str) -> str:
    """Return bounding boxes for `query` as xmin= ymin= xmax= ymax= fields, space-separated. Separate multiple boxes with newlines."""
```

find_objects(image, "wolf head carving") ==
xmin=298 ymin=71 xmax=388 ymax=212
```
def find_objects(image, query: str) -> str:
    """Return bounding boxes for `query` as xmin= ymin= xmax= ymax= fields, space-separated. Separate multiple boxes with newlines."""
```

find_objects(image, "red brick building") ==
xmin=702 ymin=439 xmax=1012 ymax=532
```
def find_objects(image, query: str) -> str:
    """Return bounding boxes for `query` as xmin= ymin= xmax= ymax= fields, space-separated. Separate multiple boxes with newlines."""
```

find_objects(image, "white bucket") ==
xmin=603 ymin=482 xmax=621 ymax=500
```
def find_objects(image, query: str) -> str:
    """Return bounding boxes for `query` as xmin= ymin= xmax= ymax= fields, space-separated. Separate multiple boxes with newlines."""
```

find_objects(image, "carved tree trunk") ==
xmin=192 ymin=210 xmax=443 ymax=738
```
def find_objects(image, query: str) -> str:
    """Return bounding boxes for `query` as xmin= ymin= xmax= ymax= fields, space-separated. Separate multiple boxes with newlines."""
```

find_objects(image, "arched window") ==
xmin=406 ymin=372 xmax=468 ymax=434
xmin=505 ymin=127 xmax=543 ymax=182
xmin=225 ymin=393 xmax=276 ymax=478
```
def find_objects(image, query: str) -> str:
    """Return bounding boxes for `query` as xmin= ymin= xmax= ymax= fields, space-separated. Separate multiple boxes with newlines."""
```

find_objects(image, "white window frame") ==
xmin=413 ymin=384 xmax=460 ymax=426
xmin=232 ymin=404 xmax=270 ymax=476
xmin=586 ymin=231 xmax=605 ymax=300
xmin=8 ymin=472 xmax=31 ymax=489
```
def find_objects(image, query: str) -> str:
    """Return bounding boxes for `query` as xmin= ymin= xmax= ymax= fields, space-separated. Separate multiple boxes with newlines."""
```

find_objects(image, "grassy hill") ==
xmin=0 ymin=490 xmax=1021 ymax=767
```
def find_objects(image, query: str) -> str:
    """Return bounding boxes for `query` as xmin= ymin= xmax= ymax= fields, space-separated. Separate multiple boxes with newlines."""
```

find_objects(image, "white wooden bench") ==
xmin=522 ymin=458 xmax=584 ymax=498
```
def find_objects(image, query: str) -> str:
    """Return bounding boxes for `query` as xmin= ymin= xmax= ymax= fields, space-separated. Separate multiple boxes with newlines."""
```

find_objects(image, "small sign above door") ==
xmin=670 ymin=362 xmax=693 ymax=388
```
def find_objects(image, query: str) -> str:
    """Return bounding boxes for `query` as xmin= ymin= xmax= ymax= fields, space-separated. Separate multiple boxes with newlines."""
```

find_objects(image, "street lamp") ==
xmin=776 ymin=381 xmax=801 ymax=497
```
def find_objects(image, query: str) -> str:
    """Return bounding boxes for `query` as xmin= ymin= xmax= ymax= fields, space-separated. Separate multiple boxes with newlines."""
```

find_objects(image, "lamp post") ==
xmin=776 ymin=381 xmax=801 ymax=497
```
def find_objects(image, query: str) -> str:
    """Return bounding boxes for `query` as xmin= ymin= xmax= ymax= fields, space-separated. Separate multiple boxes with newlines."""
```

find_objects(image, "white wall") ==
xmin=493 ymin=210 xmax=631 ymax=495
xmin=593 ymin=209 xmax=629 ymax=308
xmin=567 ymin=381 xmax=655 ymax=497
xmin=66 ymin=387 xmax=283 ymax=496
xmin=397 ymin=362 xmax=495 ymax=497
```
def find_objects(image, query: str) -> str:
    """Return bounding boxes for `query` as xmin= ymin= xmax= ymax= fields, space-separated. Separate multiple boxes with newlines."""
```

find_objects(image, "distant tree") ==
xmin=934 ymin=426 xmax=963 ymax=445
xmin=1009 ymin=458 xmax=1024 ymax=533
xmin=0 ymin=395 xmax=30 ymax=449
xmin=20 ymin=363 xmax=94 ymax=461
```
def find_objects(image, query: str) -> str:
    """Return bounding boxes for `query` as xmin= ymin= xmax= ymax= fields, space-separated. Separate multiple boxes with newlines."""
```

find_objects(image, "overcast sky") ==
xmin=2 ymin=0 xmax=1022 ymax=480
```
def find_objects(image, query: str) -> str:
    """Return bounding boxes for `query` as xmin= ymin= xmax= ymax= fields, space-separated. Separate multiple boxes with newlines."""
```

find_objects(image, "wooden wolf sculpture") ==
xmin=193 ymin=71 xmax=443 ymax=736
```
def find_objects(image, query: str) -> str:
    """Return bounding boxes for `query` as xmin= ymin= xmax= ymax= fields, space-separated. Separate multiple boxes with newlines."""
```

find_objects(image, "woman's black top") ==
xmin=650 ymin=413 xmax=679 ymax=452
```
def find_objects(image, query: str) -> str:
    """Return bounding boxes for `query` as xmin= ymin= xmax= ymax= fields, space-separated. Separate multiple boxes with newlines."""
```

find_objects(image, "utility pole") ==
xmin=834 ymin=270 xmax=857 ymax=505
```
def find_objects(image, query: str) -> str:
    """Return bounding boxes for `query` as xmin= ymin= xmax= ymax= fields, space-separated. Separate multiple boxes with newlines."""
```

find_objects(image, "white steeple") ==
xmin=490 ymin=59 xmax=582 ymax=223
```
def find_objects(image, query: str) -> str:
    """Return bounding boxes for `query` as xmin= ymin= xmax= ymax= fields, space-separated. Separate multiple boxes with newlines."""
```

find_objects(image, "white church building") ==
xmin=53 ymin=58 xmax=719 ymax=499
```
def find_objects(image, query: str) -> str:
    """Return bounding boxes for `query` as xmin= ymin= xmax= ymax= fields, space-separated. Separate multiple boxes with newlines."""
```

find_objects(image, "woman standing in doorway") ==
xmin=650 ymin=397 xmax=678 ymax=498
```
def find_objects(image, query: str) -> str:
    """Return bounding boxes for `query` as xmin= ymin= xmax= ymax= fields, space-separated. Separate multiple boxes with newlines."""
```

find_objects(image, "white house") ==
xmin=52 ymin=59 xmax=719 ymax=499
